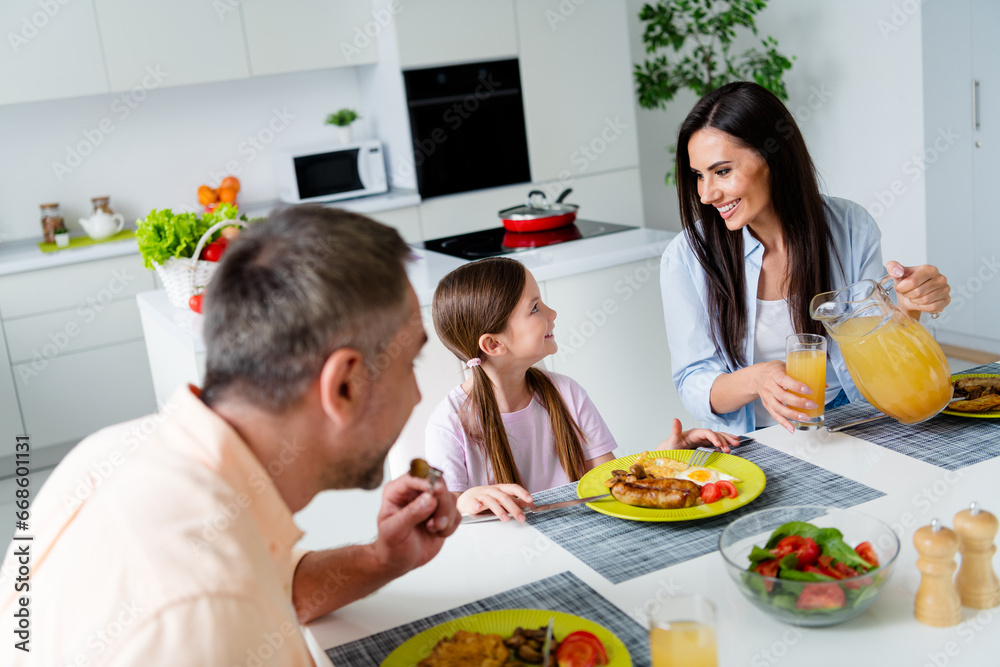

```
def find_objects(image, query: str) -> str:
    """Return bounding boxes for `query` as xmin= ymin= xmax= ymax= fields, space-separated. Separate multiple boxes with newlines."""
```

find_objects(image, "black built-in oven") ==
xmin=403 ymin=58 xmax=531 ymax=199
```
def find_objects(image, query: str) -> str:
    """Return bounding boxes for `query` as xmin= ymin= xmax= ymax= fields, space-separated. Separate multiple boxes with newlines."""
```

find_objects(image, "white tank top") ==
xmin=752 ymin=299 xmax=839 ymax=427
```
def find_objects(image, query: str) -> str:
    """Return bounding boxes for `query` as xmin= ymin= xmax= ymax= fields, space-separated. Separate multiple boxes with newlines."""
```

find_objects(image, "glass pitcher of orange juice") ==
xmin=809 ymin=276 xmax=952 ymax=424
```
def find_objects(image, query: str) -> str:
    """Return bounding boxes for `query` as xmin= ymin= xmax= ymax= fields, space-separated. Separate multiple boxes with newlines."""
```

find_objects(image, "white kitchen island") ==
xmin=136 ymin=226 xmax=693 ymax=478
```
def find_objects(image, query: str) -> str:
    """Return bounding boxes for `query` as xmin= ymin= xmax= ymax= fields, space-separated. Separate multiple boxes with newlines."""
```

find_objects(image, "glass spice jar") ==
xmin=90 ymin=196 xmax=114 ymax=215
xmin=40 ymin=203 xmax=66 ymax=243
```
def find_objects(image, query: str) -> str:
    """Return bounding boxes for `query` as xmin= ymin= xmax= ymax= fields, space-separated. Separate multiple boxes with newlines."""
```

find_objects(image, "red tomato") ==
xmin=556 ymin=637 xmax=597 ymax=667
xmin=754 ymin=558 xmax=781 ymax=592
xmin=772 ymin=536 xmax=820 ymax=567
xmin=700 ymin=482 xmax=721 ymax=504
xmin=188 ymin=294 xmax=203 ymax=314
xmin=716 ymin=480 xmax=738 ymax=499
xmin=201 ymin=238 xmax=227 ymax=262
xmin=855 ymin=541 xmax=880 ymax=568
xmin=796 ymin=583 xmax=846 ymax=610
xmin=561 ymin=632 xmax=608 ymax=665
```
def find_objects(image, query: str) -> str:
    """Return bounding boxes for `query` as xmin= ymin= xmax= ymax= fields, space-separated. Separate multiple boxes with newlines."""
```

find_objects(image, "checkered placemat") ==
xmin=526 ymin=440 xmax=884 ymax=584
xmin=824 ymin=362 xmax=1000 ymax=470
xmin=325 ymin=571 xmax=649 ymax=666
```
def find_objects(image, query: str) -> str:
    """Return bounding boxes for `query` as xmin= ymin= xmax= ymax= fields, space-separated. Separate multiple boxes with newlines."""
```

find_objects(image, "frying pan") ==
xmin=498 ymin=189 xmax=579 ymax=232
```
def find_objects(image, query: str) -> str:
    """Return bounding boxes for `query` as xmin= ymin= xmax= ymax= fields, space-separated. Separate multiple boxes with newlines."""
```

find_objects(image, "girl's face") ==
xmin=496 ymin=270 xmax=557 ymax=365
xmin=687 ymin=128 xmax=779 ymax=232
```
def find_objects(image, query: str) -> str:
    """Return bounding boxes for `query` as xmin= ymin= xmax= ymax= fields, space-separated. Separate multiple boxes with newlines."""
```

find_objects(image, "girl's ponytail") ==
xmin=526 ymin=367 xmax=587 ymax=481
xmin=466 ymin=364 xmax=524 ymax=486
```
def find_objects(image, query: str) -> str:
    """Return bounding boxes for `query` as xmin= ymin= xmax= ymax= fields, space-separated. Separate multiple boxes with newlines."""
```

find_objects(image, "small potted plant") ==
xmin=54 ymin=227 xmax=70 ymax=248
xmin=325 ymin=108 xmax=361 ymax=143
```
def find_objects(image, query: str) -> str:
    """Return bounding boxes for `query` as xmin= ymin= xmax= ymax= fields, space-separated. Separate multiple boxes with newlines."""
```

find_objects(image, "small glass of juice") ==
xmin=649 ymin=595 xmax=717 ymax=667
xmin=786 ymin=333 xmax=828 ymax=430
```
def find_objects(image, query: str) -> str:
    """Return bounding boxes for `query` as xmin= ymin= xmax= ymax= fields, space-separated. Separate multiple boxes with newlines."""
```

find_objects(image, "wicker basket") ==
xmin=153 ymin=219 xmax=247 ymax=308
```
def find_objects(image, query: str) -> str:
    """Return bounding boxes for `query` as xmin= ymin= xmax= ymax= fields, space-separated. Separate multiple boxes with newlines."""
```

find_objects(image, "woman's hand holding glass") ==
xmin=658 ymin=417 xmax=741 ymax=454
xmin=754 ymin=360 xmax=821 ymax=433
xmin=456 ymin=484 xmax=533 ymax=523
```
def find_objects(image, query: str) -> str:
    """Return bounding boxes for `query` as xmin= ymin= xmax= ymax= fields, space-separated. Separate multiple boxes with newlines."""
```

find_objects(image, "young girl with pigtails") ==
xmin=424 ymin=257 xmax=739 ymax=522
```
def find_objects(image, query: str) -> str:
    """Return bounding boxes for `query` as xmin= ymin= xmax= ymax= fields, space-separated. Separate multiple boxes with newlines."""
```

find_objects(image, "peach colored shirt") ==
xmin=0 ymin=386 xmax=315 ymax=666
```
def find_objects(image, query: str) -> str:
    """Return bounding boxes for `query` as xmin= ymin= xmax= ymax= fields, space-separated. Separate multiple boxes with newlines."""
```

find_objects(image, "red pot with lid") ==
xmin=498 ymin=189 xmax=579 ymax=232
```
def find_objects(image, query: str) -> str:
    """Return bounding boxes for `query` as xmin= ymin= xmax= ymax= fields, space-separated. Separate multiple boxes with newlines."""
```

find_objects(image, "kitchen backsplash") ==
xmin=0 ymin=66 xmax=366 ymax=243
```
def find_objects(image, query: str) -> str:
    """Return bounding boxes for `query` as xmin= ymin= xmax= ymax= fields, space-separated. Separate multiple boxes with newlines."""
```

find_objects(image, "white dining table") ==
xmin=298 ymin=420 xmax=1000 ymax=666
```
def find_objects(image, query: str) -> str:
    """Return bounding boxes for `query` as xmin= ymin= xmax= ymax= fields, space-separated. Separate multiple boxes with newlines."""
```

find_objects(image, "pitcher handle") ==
xmin=112 ymin=213 xmax=125 ymax=234
xmin=877 ymin=274 xmax=895 ymax=294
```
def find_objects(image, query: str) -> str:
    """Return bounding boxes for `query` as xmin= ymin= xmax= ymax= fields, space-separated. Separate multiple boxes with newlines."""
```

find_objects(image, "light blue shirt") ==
xmin=659 ymin=196 xmax=885 ymax=433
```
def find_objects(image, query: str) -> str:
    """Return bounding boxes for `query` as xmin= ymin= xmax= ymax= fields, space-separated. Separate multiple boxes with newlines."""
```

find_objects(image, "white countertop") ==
xmin=137 ymin=226 xmax=677 ymax=353
xmin=300 ymin=422 xmax=1000 ymax=666
xmin=0 ymin=189 xmax=421 ymax=277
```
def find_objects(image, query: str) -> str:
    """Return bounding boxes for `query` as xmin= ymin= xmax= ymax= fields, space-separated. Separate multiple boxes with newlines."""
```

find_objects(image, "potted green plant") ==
xmin=325 ymin=108 xmax=361 ymax=143
xmin=53 ymin=227 xmax=70 ymax=248
xmin=634 ymin=0 xmax=793 ymax=184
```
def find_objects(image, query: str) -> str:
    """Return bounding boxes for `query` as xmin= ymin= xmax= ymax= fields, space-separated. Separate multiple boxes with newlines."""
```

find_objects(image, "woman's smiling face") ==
xmin=687 ymin=128 xmax=779 ymax=232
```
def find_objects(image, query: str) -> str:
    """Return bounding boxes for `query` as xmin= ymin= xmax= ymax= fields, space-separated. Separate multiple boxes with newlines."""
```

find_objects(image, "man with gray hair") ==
xmin=0 ymin=206 xmax=460 ymax=665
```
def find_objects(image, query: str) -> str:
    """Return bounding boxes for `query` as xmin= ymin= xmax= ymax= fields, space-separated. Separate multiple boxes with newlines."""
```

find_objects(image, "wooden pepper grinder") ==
xmin=914 ymin=517 xmax=962 ymax=627
xmin=954 ymin=501 xmax=1000 ymax=609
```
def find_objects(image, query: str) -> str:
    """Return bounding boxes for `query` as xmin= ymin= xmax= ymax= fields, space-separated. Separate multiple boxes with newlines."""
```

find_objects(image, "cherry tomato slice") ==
xmin=754 ymin=558 xmax=781 ymax=592
xmin=715 ymin=480 xmax=738 ymax=499
xmin=772 ymin=536 xmax=820 ymax=567
xmin=556 ymin=637 xmax=597 ymax=667
xmin=561 ymin=632 xmax=608 ymax=665
xmin=796 ymin=583 xmax=846 ymax=610
xmin=188 ymin=294 xmax=203 ymax=314
xmin=700 ymin=482 xmax=721 ymax=504
xmin=855 ymin=541 xmax=880 ymax=568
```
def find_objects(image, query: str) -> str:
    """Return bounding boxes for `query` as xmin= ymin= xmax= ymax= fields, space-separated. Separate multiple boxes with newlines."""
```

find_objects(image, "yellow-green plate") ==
xmin=577 ymin=450 xmax=766 ymax=521
xmin=379 ymin=608 xmax=631 ymax=666
xmin=942 ymin=373 xmax=1000 ymax=418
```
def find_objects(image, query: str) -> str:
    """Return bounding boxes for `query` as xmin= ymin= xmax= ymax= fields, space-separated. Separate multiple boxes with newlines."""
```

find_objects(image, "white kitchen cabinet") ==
xmin=94 ymin=0 xmax=249 ymax=92
xmin=0 ymin=0 xmax=109 ymax=105
xmin=0 ymin=254 xmax=154 ymax=318
xmin=395 ymin=0 xmax=518 ymax=69
xmin=544 ymin=259 xmax=695 ymax=458
xmin=13 ymin=340 xmax=156 ymax=450
xmin=241 ymin=0 xmax=377 ymax=76
xmin=418 ymin=169 xmax=644 ymax=241
xmin=0 ymin=323 xmax=25 ymax=446
xmin=370 ymin=205 xmax=423 ymax=244
xmin=386 ymin=305 xmax=465 ymax=478
xmin=515 ymin=0 xmax=639 ymax=184
xmin=924 ymin=0 xmax=1000 ymax=354
xmin=4 ymin=299 xmax=145 ymax=364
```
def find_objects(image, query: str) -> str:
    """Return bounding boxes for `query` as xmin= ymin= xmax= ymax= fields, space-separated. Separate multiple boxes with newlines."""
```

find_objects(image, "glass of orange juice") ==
xmin=649 ymin=595 xmax=717 ymax=667
xmin=786 ymin=333 xmax=827 ymax=430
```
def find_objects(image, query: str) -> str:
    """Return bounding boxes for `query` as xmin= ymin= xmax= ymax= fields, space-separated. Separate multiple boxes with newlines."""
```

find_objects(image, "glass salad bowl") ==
xmin=719 ymin=505 xmax=900 ymax=627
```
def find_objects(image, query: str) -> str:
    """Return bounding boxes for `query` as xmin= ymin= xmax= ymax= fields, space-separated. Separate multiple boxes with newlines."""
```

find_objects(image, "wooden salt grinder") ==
xmin=954 ymin=502 xmax=1000 ymax=609
xmin=914 ymin=518 xmax=962 ymax=627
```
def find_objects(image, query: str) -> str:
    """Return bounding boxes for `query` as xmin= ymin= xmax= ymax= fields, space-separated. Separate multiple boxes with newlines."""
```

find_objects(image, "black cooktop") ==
xmin=418 ymin=219 xmax=636 ymax=260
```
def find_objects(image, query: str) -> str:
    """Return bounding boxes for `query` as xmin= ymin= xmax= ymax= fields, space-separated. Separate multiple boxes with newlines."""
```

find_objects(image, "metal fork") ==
xmin=688 ymin=447 xmax=715 ymax=468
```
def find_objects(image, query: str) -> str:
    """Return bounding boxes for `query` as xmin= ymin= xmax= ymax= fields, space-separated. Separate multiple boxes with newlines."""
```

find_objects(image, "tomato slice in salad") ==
xmin=855 ymin=541 xmax=880 ymax=568
xmin=771 ymin=536 xmax=820 ymax=567
xmin=796 ymin=583 xmax=846 ymax=610
xmin=754 ymin=558 xmax=781 ymax=592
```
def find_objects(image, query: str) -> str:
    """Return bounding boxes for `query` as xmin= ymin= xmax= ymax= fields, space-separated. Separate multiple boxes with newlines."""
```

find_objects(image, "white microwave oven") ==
xmin=274 ymin=140 xmax=388 ymax=204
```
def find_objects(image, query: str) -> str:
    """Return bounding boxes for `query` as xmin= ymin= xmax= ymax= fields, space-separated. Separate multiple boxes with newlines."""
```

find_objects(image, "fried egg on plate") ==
xmin=672 ymin=466 xmax=741 ymax=486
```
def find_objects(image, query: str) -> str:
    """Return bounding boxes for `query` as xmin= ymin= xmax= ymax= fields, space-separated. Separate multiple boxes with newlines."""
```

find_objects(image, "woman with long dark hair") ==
xmin=661 ymin=82 xmax=951 ymax=433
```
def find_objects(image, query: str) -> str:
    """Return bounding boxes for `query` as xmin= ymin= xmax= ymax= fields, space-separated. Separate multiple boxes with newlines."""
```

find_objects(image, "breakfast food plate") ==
xmin=941 ymin=374 xmax=1000 ymax=418
xmin=380 ymin=608 xmax=631 ymax=666
xmin=577 ymin=450 xmax=766 ymax=522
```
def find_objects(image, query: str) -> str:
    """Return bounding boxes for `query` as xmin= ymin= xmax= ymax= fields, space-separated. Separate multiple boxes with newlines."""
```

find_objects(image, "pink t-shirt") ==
xmin=424 ymin=371 xmax=618 ymax=493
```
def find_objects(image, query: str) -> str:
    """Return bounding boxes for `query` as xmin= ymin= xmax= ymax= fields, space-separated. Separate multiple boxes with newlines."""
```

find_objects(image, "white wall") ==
xmin=0 ymin=68 xmax=368 ymax=243
xmin=629 ymin=0 xmax=928 ymax=266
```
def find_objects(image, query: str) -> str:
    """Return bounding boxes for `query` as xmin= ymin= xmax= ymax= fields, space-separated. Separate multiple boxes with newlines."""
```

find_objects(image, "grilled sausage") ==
xmin=608 ymin=478 xmax=700 ymax=509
